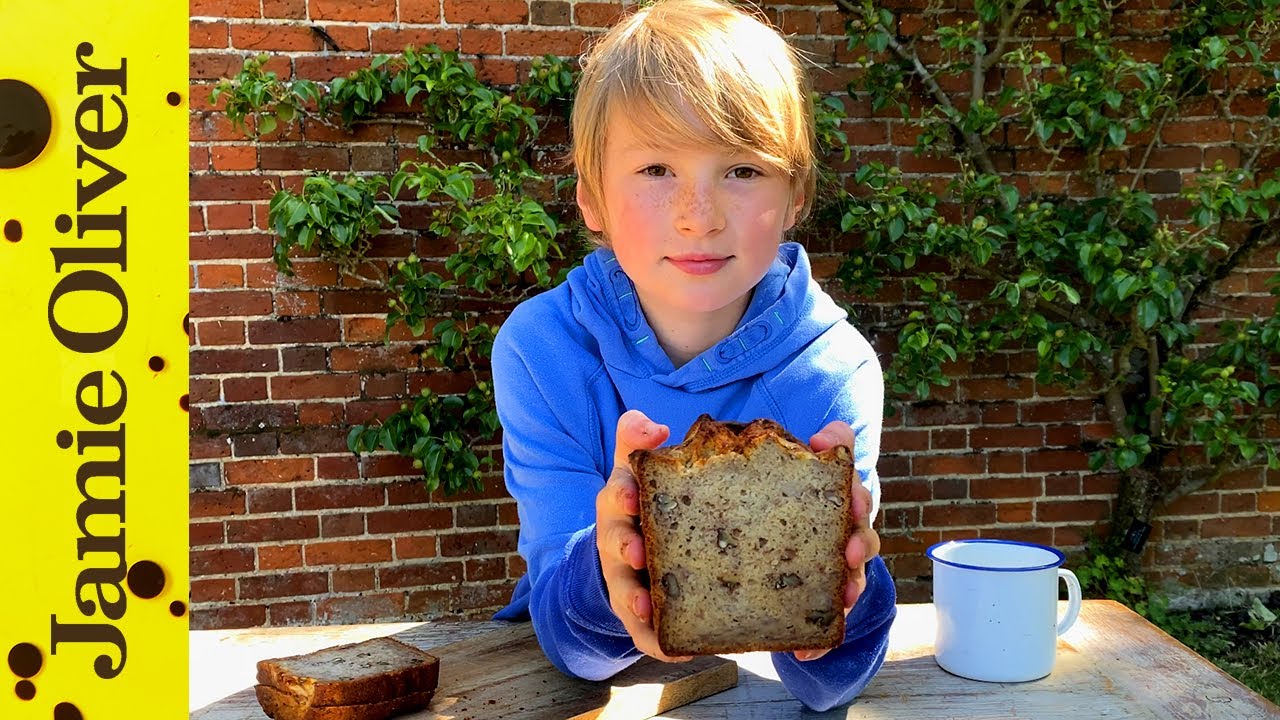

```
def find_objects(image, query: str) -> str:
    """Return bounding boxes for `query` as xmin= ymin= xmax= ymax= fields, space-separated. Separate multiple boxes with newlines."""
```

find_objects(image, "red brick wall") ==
xmin=189 ymin=0 xmax=1280 ymax=629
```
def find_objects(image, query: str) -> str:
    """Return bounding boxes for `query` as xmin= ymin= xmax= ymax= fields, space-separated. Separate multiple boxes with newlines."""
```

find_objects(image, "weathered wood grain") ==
xmin=192 ymin=602 xmax=1280 ymax=720
xmin=192 ymin=621 xmax=737 ymax=720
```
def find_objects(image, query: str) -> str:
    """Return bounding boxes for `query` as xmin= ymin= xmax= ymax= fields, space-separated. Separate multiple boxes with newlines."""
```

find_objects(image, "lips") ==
xmin=667 ymin=255 xmax=731 ymax=276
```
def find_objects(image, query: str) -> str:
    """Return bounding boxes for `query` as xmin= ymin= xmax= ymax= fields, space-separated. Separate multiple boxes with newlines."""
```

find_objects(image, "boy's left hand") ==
xmin=793 ymin=420 xmax=881 ymax=663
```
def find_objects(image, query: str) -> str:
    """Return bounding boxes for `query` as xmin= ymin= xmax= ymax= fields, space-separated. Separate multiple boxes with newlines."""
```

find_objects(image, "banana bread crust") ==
xmin=254 ymin=684 xmax=434 ymax=720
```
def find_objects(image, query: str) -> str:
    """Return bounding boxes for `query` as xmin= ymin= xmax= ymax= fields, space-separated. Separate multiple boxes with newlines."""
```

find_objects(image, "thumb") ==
xmin=614 ymin=409 xmax=669 ymax=471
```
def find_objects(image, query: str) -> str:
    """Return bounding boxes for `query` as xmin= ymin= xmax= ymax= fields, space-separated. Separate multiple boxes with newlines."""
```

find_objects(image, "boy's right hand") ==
xmin=595 ymin=409 xmax=692 ymax=663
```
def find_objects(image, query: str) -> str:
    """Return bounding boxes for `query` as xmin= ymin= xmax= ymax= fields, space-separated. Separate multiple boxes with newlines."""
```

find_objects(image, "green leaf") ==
xmin=1000 ymin=185 xmax=1019 ymax=211
xmin=1115 ymin=448 xmax=1140 ymax=470
xmin=888 ymin=216 xmax=906 ymax=241
xmin=1138 ymin=298 xmax=1160 ymax=330
xmin=286 ymin=201 xmax=309 ymax=227
xmin=1115 ymin=273 xmax=1139 ymax=300
xmin=1108 ymin=124 xmax=1126 ymax=147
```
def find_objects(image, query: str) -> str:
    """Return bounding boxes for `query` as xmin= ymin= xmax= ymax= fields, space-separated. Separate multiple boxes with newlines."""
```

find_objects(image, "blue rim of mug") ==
xmin=926 ymin=538 xmax=1066 ymax=572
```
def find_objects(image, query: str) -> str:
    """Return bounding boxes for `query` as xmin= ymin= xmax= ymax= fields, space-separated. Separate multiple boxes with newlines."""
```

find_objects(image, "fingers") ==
xmin=844 ymin=543 xmax=869 ymax=609
xmin=844 ymin=483 xmax=880 ymax=610
xmin=597 ymin=410 xmax=688 ymax=664
xmin=599 ymin=468 xmax=642 ymax=521
xmin=795 ymin=648 xmax=832 ymax=662
xmin=614 ymin=409 xmax=670 ymax=472
xmin=608 ymin=572 xmax=686 ymax=661
xmin=808 ymin=420 xmax=854 ymax=453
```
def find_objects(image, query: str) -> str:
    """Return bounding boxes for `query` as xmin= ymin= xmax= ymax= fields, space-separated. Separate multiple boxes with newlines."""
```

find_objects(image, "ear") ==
xmin=576 ymin=180 xmax=605 ymax=233
xmin=783 ymin=189 xmax=804 ymax=232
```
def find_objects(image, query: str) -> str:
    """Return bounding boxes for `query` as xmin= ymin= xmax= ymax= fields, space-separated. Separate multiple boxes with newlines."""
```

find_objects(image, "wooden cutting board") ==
xmin=193 ymin=622 xmax=738 ymax=720
xmin=416 ymin=623 xmax=737 ymax=720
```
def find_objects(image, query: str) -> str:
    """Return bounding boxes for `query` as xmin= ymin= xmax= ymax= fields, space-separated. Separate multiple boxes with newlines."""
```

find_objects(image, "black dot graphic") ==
xmin=7 ymin=643 xmax=41 ymax=677
xmin=148 ymin=356 xmax=165 ymax=372
xmin=0 ymin=79 xmax=52 ymax=169
xmin=56 ymin=431 xmax=73 ymax=449
xmin=183 ymin=314 xmax=190 ymax=337
xmin=55 ymin=214 xmax=72 ymax=233
xmin=169 ymin=600 xmax=187 ymax=617
xmin=54 ymin=702 xmax=83 ymax=720
xmin=14 ymin=680 xmax=34 ymax=700
xmin=4 ymin=219 xmax=21 ymax=242
xmin=166 ymin=91 xmax=182 ymax=106
xmin=179 ymin=395 xmax=190 ymax=412
xmin=126 ymin=560 xmax=165 ymax=599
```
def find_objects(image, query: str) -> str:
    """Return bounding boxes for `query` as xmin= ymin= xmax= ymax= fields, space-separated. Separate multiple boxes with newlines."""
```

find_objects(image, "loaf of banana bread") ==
xmin=630 ymin=415 xmax=854 ymax=656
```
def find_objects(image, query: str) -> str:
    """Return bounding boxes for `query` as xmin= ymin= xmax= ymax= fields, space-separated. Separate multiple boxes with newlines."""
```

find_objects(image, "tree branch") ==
xmin=834 ymin=0 xmax=997 ymax=174
xmin=1128 ymin=103 xmax=1176 ymax=193
xmin=1105 ymin=384 xmax=1131 ymax=437
xmin=985 ymin=0 xmax=1031 ymax=67
xmin=1159 ymin=455 xmax=1261 ymax=507
xmin=1182 ymin=222 xmax=1280 ymax=324
xmin=1148 ymin=336 xmax=1162 ymax=438
xmin=972 ymin=25 xmax=986 ymax=102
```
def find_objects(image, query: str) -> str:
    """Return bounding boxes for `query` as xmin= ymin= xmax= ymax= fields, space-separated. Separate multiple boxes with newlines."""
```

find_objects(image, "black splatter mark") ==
xmin=126 ymin=560 xmax=165 ymax=599
xmin=7 ymin=643 xmax=41 ymax=677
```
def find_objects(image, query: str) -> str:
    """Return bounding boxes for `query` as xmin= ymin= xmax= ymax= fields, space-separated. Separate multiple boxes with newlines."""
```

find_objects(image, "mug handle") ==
xmin=1057 ymin=568 xmax=1082 ymax=636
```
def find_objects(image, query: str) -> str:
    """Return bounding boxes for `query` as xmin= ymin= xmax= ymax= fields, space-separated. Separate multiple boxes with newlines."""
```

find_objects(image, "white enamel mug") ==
xmin=927 ymin=539 xmax=1082 ymax=682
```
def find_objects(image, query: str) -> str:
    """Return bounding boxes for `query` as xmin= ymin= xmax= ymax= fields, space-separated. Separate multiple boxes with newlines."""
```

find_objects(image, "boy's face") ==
xmin=578 ymin=107 xmax=803 ymax=335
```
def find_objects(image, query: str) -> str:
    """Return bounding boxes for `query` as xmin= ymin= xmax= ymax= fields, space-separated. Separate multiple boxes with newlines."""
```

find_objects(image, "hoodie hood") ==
xmin=568 ymin=242 xmax=847 ymax=392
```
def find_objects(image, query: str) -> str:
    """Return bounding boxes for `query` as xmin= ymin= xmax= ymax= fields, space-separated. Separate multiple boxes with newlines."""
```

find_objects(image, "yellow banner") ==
xmin=0 ymin=2 xmax=188 ymax=718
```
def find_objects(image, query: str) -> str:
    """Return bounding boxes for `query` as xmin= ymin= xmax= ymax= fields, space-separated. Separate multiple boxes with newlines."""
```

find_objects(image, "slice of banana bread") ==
xmin=254 ymin=684 xmax=434 ymax=720
xmin=255 ymin=636 xmax=438 ymax=716
xmin=630 ymin=415 xmax=854 ymax=656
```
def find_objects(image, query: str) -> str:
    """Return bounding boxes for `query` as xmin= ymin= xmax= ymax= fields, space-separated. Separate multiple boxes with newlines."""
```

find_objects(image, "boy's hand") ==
xmin=595 ymin=409 xmax=691 ymax=663
xmin=793 ymin=420 xmax=882 ymax=663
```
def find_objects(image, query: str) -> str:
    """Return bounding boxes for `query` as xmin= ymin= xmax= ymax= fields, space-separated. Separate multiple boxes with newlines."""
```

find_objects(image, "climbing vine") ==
xmin=212 ymin=48 xmax=580 ymax=494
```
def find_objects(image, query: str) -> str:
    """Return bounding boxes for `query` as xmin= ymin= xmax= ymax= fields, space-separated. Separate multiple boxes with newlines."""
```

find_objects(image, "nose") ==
xmin=674 ymin=180 xmax=724 ymax=237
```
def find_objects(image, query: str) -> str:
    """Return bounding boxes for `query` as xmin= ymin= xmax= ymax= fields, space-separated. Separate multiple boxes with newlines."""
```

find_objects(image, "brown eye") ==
xmin=643 ymin=165 xmax=668 ymax=177
xmin=731 ymin=166 xmax=762 ymax=179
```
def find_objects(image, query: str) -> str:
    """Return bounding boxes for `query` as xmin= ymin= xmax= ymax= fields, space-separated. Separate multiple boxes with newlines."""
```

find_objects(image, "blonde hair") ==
xmin=571 ymin=0 xmax=817 ymax=244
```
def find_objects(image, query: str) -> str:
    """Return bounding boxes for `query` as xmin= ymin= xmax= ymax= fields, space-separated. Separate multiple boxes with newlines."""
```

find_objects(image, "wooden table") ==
xmin=191 ymin=600 xmax=1279 ymax=719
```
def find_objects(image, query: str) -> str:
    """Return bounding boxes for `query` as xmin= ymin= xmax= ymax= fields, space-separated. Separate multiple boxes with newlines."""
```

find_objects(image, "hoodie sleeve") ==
xmin=491 ymin=315 xmax=644 ymax=681
xmin=768 ymin=320 xmax=896 ymax=711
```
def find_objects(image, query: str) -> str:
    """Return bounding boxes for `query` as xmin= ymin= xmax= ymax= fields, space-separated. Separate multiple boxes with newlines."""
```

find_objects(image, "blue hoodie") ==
xmin=491 ymin=242 xmax=896 ymax=712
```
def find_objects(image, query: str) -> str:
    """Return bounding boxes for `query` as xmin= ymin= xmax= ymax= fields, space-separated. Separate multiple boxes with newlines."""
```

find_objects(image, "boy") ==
xmin=491 ymin=0 xmax=896 ymax=711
